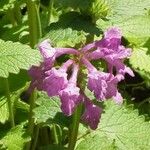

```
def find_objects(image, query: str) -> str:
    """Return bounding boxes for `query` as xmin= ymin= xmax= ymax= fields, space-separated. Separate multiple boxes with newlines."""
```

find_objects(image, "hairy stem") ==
xmin=26 ymin=0 xmax=42 ymax=48
xmin=4 ymin=78 xmax=15 ymax=127
xmin=25 ymin=90 xmax=37 ymax=150
xmin=68 ymin=104 xmax=82 ymax=150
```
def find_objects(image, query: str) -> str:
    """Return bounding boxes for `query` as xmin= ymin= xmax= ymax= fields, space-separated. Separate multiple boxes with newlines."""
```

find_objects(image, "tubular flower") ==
xmin=89 ymin=28 xmax=134 ymax=77
xmin=43 ymin=59 xmax=74 ymax=96
xmin=81 ymin=96 xmax=102 ymax=130
xmin=59 ymin=64 xmax=81 ymax=116
xmin=29 ymin=27 xmax=134 ymax=129
xmin=82 ymin=58 xmax=108 ymax=100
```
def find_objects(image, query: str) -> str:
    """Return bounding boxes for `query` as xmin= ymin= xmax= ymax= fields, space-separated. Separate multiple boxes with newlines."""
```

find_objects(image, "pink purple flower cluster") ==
xmin=28 ymin=27 xmax=134 ymax=129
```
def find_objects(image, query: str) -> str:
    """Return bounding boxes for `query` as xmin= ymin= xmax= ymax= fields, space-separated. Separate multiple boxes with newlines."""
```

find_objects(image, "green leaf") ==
xmin=14 ymin=98 xmax=29 ymax=124
xmin=0 ymin=70 xmax=30 ymax=96
xmin=0 ymin=85 xmax=29 ymax=124
xmin=115 ymin=16 xmax=150 ymax=45
xmin=48 ymin=12 xmax=101 ymax=39
xmin=107 ymin=0 xmax=150 ymax=19
xmin=0 ymin=124 xmax=30 ymax=150
xmin=0 ymin=96 xmax=9 ymax=124
xmin=130 ymin=48 xmax=150 ymax=73
xmin=76 ymin=134 xmax=115 ymax=150
xmin=34 ymin=92 xmax=61 ymax=124
xmin=77 ymin=101 xmax=150 ymax=150
xmin=0 ymin=39 xmax=42 ymax=78
xmin=44 ymin=28 xmax=86 ymax=47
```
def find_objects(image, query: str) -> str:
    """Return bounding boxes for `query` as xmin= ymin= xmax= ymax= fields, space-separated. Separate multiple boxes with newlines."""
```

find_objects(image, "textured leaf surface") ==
xmin=130 ymin=48 xmax=150 ymax=73
xmin=34 ymin=92 xmax=61 ymax=124
xmin=76 ymin=134 xmax=115 ymax=150
xmin=44 ymin=28 xmax=86 ymax=47
xmin=77 ymin=101 xmax=150 ymax=150
xmin=107 ymin=0 xmax=150 ymax=18
xmin=116 ymin=16 xmax=150 ymax=45
xmin=0 ymin=96 xmax=9 ymax=124
xmin=0 ymin=124 xmax=30 ymax=150
xmin=44 ymin=11 xmax=101 ymax=47
xmin=0 ymin=39 xmax=42 ymax=78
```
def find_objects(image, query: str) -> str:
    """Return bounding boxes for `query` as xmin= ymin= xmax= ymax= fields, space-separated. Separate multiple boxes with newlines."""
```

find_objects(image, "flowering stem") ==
xmin=4 ymin=78 xmax=15 ymax=127
xmin=69 ymin=64 xmax=79 ymax=84
xmin=26 ymin=0 xmax=42 ymax=48
xmin=68 ymin=104 xmax=82 ymax=150
xmin=81 ymin=57 xmax=96 ymax=72
xmin=25 ymin=90 xmax=37 ymax=150
xmin=60 ymin=59 xmax=74 ymax=71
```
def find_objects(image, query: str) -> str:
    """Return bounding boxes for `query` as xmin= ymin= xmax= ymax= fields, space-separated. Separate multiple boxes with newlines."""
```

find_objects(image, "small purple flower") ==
xmin=81 ymin=97 xmax=102 ymax=130
xmin=88 ymin=27 xmax=134 ymax=78
xmin=59 ymin=83 xmax=81 ymax=116
xmin=88 ymin=71 xmax=108 ymax=100
xmin=39 ymin=39 xmax=56 ymax=59
xmin=59 ymin=64 xmax=81 ymax=116
xmin=105 ymin=74 xmax=123 ymax=104
xmin=38 ymin=39 xmax=57 ymax=70
xmin=43 ymin=59 xmax=73 ymax=96
xmin=28 ymin=66 xmax=45 ymax=91
xmin=112 ymin=60 xmax=134 ymax=78
xmin=96 ymin=27 xmax=122 ymax=50
xmin=82 ymin=58 xmax=108 ymax=100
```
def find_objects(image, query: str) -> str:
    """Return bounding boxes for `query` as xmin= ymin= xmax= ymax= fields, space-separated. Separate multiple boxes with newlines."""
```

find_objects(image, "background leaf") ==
xmin=130 ymin=48 xmax=150 ymax=73
xmin=0 ymin=39 xmax=42 ymax=78
xmin=43 ymin=28 xmax=86 ymax=47
xmin=34 ymin=92 xmax=61 ymax=124
xmin=77 ymin=101 xmax=150 ymax=150
xmin=0 ymin=124 xmax=30 ymax=150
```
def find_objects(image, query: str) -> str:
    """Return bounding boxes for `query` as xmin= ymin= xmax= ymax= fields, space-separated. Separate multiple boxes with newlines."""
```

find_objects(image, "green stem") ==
xmin=28 ymin=90 xmax=37 ymax=133
xmin=14 ymin=2 xmax=22 ymax=24
xmin=4 ymin=78 xmax=15 ymax=127
xmin=47 ymin=0 xmax=54 ymax=25
xmin=68 ymin=104 xmax=82 ymax=150
xmin=8 ymin=8 xmax=17 ymax=27
xmin=25 ymin=90 xmax=37 ymax=150
xmin=26 ymin=0 xmax=42 ymax=48
xmin=39 ymin=127 xmax=50 ymax=145
xmin=31 ymin=125 xmax=39 ymax=150
xmin=53 ymin=124 xmax=59 ymax=144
